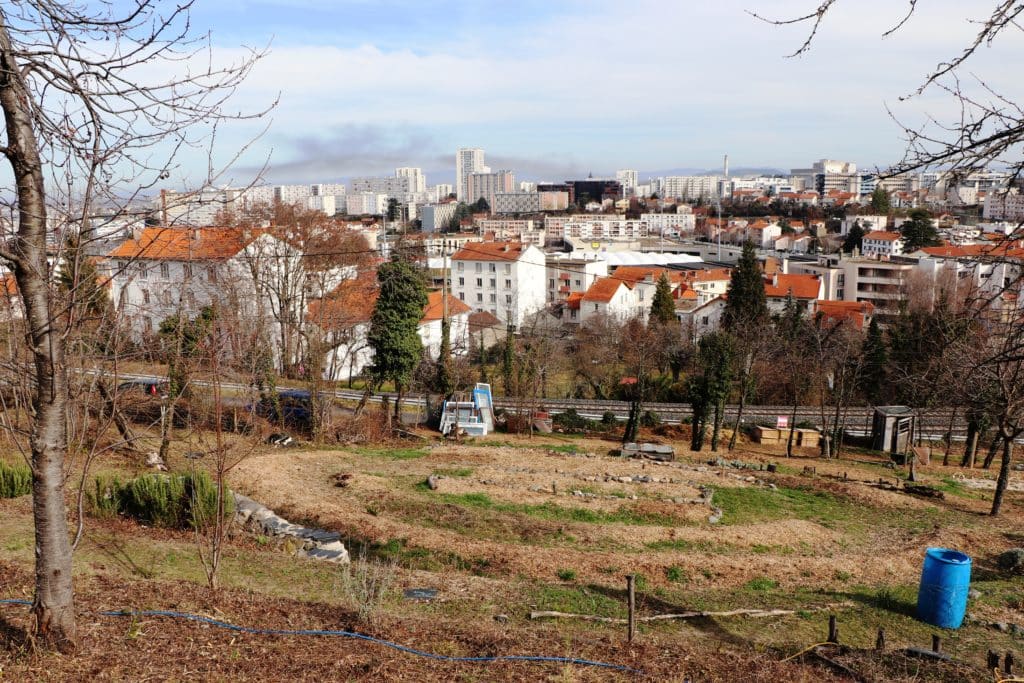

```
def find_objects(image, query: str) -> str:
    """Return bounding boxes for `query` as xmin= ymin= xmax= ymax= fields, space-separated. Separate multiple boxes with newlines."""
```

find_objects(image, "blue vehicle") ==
xmin=252 ymin=389 xmax=324 ymax=429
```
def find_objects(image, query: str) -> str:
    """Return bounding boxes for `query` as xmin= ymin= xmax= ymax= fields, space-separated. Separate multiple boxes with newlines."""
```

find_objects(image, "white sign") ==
xmin=777 ymin=415 xmax=789 ymax=429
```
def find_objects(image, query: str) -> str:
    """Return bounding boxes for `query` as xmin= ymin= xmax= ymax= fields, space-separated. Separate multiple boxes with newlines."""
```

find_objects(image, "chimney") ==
xmin=502 ymin=243 xmax=509 ymax=252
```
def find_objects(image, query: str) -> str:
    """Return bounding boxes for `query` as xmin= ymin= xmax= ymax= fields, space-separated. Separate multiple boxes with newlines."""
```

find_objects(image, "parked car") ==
xmin=117 ymin=378 xmax=169 ymax=399
xmin=251 ymin=389 xmax=329 ymax=430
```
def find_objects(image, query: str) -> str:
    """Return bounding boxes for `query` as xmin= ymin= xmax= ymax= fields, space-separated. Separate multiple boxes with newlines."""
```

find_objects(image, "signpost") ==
xmin=777 ymin=415 xmax=789 ymax=429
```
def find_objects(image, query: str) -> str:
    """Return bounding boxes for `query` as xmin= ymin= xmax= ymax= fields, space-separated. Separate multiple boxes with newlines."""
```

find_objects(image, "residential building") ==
xmin=840 ymin=215 xmax=888 ymax=236
xmin=811 ymin=159 xmax=860 ymax=196
xmin=580 ymin=277 xmax=634 ymax=322
xmin=466 ymin=170 xmax=515 ymax=208
xmin=310 ymin=275 xmax=472 ymax=381
xmin=456 ymin=147 xmax=486 ymax=202
xmin=861 ymin=231 xmax=905 ymax=258
xmin=492 ymin=190 xmax=569 ymax=214
xmin=432 ymin=184 xmax=454 ymax=203
xmin=545 ymin=253 xmax=609 ymax=305
xmin=763 ymin=272 xmax=823 ymax=314
xmin=662 ymin=175 xmax=721 ymax=201
xmin=311 ymin=183 xmax=346 ymax=197
xmin=678 ymin=296 xmax=728 ymax=339
xmin=816 ymin=300 xmax=874 ymax=331
xmin=274 ymin=184 xmax=313 ymax=205
xmin=785 ymin=256 xmax=845 ymax=300
xmin=349 ymin=175 xmax=412 ymax=197
xmin=155 ymin=187 xmax=243 ymax=227
xmin=420 ymin=203 xmax=457 ymax=233
xmin=450 ymin=241 xmax=547 ymax=327
xmin=395 ymin=167 xmax=426 ymax=193
xmin=476 ymin=219 xmax=545 ymax=245
xmin=984 ymin=189 xmax=1024 ymax=221
xmin=306 ymin=195 xmax=336 ymax=217
xmin=346 ymin=192 xmax=388 ymax=216
xmin=641 ymin=212 xmax=696 ymax=236
xmin=616 ymin=169 xmax=638 ymax=196
xmin=839 ymin=257 xmax=915 ymax=319
xmin=560 ymin=217 xmax=649 ymax=241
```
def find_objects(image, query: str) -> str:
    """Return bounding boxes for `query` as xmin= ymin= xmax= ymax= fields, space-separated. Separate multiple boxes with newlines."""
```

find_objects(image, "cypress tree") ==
xmin=860 ymin=318 xmax=888 ymax=405
xmin=367 ymin=256 xmax=428 ymax=394
xmin=650 ymin=271 xmax=676 ymax=325
xmin=722 ymin=241 xmax=767 ymax=331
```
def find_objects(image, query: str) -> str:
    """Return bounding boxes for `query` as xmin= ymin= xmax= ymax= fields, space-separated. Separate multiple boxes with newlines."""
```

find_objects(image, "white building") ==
xmin=421 ymin=203 xmax=457 ymax=232
xmin=450 ymin=241 xmax=546 ymax=327
xmin=311 ymin=183 xmax=346 ymax=197
xmin=641 ymin=212 xmax=696 ymax=236
xmin=306 ymin=195 xmax=336 ymax=217
xmin=349 ymin=176 xmax=412 ymax=197
xmin=155 ymin=187 xmax=244 ymax=227
xmin=545 ymin=253 xmax=608 ymax=305
xmin=861 ymin=231 xmax=905 ymax=258
xmin=984 ymin=189 xmax=1024 ymax=221
xmin=841 ymin=215 xmax=888 ymax=236
xmin=466 ymin=170 xmax=514 ymax=208
xmin=431 ymin=184 xmax=454 ymax=203
xmin=346 ymin=192 xmax=388 ymax=216
xmin=395 ymin=167 xmax=426 ymax=193
xmin=662 ymin=175 xmax=721 ymax=201
xmin=456 ymin=147 xmax=486 ymax=202
xmin=561 ymin=218 xmax=649 ymax=241
xmin=616 ymin=169 xmax=638 ymax=196
xmin=493 ymin=190 xmax=569 ymax=214
xmin=274 ymin=184 xmax=313 ymax=205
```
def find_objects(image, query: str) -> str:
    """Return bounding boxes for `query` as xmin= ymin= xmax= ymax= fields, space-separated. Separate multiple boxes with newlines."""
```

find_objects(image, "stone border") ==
xmin=233 ymin=493 xmax=350 ymax=564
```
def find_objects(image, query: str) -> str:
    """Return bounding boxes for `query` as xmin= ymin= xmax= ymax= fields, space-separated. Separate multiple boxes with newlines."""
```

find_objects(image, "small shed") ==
xmin=872 ymin=406 xmax=915 ymax=454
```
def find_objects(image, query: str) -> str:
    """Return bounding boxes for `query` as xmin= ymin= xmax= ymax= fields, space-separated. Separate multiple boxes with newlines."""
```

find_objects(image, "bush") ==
xmin=0 ymin=460 xmax=31 ymax=498
xmin=601 ymin=411 xmax=618 ymax=426
xmin=640 ymin=410 xmax=661 ymax=427
xmin=89 ymin=471 xmax=232 ymax=529
xmin=556 ymin=568 xmax=577 ymax=581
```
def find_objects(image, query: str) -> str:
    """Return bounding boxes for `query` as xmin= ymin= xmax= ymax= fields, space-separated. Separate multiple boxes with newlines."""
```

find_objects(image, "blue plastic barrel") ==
xmin=916 ymin=547 xmax=971 ymax=629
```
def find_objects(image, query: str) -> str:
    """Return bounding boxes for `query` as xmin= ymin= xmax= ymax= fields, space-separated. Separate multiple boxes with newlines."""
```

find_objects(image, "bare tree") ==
xmin=0 ymin=2 xmax=268 ymax=648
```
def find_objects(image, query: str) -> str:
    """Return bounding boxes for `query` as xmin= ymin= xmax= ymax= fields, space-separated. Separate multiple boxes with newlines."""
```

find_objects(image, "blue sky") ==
xmin=163 ymin=0 xmax=1023 ymax=186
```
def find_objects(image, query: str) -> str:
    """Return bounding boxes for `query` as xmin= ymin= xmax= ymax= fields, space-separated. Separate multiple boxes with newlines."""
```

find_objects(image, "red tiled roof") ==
xmin=468 ymin=310 xmax=502 ymax=329
xmin=452 ymin=241 xmax=529 ymax=262
xmin=610 ymin=266 xmax=686 ymax=286
xmin=565 ymin=291 xmax=584 ymax=310
xmin=816 ymin=300 xmax=874 ymax=331
xmin=421 ymin=290 xmax=471 ymax=321
xmin=582 ymin=277 xmax=630 ymax=303
xmin=864 ymin=231 xmax=903 ymax=242
xmin=107 ymin=227 xmax=260 ymax=260
xmin=918 ymin=243 xmax=1024 ymax=259
xmin=764 ymin=273 xmax=820 ymax=299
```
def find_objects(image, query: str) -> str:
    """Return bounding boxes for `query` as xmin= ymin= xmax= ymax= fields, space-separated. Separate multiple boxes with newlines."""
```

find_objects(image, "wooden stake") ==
xmin=627 ymin=575 xmax=636 ymax=643
xmin=1006 ymin=652 xmax=1015 ymax=675
xmin=827 ymin=614 xmax=838 ymax=643
xmin=931 ymin=634 xmax=940 ymax=653
xmin=988 ymin=651 xmax=1001 ymax=670
xmin=875 ymin=628 xmax=885 ymax=651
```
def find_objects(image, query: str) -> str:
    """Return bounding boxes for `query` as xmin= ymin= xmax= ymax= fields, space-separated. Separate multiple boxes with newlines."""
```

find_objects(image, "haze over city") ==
xmin=176 ymin=0 xmax=1024 ymax=187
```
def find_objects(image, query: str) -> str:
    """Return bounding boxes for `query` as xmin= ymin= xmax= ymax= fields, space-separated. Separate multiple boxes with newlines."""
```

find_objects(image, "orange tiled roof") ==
xmin=610 ymin=266 xmax=686 ymax=286
xmin=918 ymin=243 xmax=1024 ymax=259
xmin=816 ymin=300 xmax=874 ymax=330
xmin=582 ymin=277 xmax=630 ymax=303
xmin=566 ymin=291 xmax=584 ymax=310
xmin=421 ymin=290 xmax=471 ymax=321
xmin=764 ymin=273 xmax=820 ymax=299
xmin=310 ymin=274 xmax=470 ymax=330
xmin=452 ymin=241 xmax=528 ymax=262
xmin=107 ymin=227 xmax=260 ymax=260
xmin=864 ymin=231 xmax=903 ymax=242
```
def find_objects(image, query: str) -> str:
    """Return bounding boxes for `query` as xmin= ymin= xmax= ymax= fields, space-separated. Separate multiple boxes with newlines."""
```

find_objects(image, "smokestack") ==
xmin=723 ymin=154 xmax=729 ymax=178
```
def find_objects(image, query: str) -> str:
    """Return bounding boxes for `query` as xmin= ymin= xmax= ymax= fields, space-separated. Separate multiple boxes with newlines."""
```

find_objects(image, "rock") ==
xmin=144 ymin=452 xmax=168 ymax=471
xmin=968 ymin=589 xmax=982 ymax=600
xmin=997 ymin=548 xmax=1024 ymax=574
xmin=426 ymin=475 xmax=440 ymax=490
xmin=494 ymin=614 xmax=509 ymax=624
xmin=708 ymin=507 xmax=723 ymax=524
xmin=993 ymin=622 xmax=1010 ymax=633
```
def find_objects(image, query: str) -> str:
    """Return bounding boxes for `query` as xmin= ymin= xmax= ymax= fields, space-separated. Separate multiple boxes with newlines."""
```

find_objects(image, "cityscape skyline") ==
xmin=166 ymin=1 xmax=1022 ymax=188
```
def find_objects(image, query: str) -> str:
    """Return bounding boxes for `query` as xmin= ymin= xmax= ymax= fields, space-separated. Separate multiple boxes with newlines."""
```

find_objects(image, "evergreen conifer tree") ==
xmin=650 ymin=272 xmax=676 ymax=325
xmin=722 ymin=241 xmax=767 ymax=330
xmin=367 ymin=256 xmax=428 ymax=402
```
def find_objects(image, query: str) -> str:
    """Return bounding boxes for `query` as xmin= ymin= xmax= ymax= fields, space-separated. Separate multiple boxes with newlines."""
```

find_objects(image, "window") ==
xmin=594 ymin=303 xmax=599 ymax=312
xmin=489 ymin=293 xmax=496 ymax=303
xmin=458 ymin=277 xmax=465 ymax=286
xmin=142 ymin=290 xmax=150 ymax=304
xmin=160 ymin=262 xmax=170 ymax=279
xmin=183 ymin=263 xmax=192 ymax=278
xmin=488 ymin=263 xmax=496 ymax=272
xmin=475 ymin=263 xmax=482 ymax=273
xmin=639 ymin=289 xmax=645 ymax=301
xmin=116 ymin=260 xmax=127 ymax=273
xmin=504 ymin=264 xmax=511 ymax=274
xmin=549 ymin=278 xmax=555 ymax=288
xmin=476 ymin=293 xmax=483 ymax=302
xmin=570 ymin=309 xmax=577 ymax=319
xmin=207 ymin=266 xmax=217 ymax=283
xmin=505 ymin=294 xmax=512 ymax=304
xmin=457 ymin=262 xmax=464 ymax=272
xmin=575 ymin=279 xmax=581 ymax=287
xmin=701 ymin=316 xmax=709 ymax=325
xmin=476 ymin=278 xmax=482 ymax=287
xmin=504 ymin=279 xmax=511 ymax=289
xmin=138 ymin=264 xmax=149 ymax=280
xmin=458 ymin=292 xmax=465 ymax=301
xmin=160 ymin=291 xmax=171 ymax=305
xmin=489 ymin=278 xmax=496 ymax=288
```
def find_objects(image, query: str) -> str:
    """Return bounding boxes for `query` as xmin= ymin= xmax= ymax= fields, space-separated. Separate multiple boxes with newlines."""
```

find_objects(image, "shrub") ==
xmin=556 ymin=568 xmax=577 ymax=581
xmin=640 ymin=410 xmax=661 ymax=427
xmin=89 ymin=471 xmax=232 ymax=529
xmin=0 ymin=460 xmax=32 ymax=498
xmin=665 ymin=565 xmax=687 ymax=583
xmin=601 ymin=411 xmax=618 ymax=426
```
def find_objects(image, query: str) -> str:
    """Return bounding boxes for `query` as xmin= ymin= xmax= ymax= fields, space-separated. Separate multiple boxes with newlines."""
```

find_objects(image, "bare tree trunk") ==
xmin=786 ymin=397 xmax=798 ymax=458
xmin=710 ymin=401 xmax=723 ymax=452
xmin=943 ymin=407 xmax=957 ymax=466
xmin=964 ymin=429 xmax=979 ymax=469
xmin=0 ymin=19 xmax=76 ymax=648
xmin=728 ymin=371 xmax=749 ymax=451
xmin=991 ymin=430 xmax=1015 ymax=517
xmin=96 ymin=381 xmax=138 ymax=450
xmin=983 ymin=433 xmax=1002 ymax=469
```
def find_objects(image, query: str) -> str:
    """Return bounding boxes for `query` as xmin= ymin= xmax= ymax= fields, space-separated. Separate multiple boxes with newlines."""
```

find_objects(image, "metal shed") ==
xmin=871 ymin=406 xmax=915 ymax=454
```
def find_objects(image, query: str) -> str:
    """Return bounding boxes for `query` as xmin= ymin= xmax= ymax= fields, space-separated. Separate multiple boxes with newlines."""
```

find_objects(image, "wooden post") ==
xmin=627 ymin=575 xmax=636 ymax=643
xmin=1006 ymin=652 xmax=1015 ymax=675
xmin=931 ymin=634 xmax=940 ymax=653
xmin=827 ymin=614 xmax=838 ymax=643
xmin=908 ymin=452 xmax=916 ymax=482
xmin=989 ymin=651 xmax=1001 ymax=670
xmin=875 ymin=628 xmax=885 ymax=651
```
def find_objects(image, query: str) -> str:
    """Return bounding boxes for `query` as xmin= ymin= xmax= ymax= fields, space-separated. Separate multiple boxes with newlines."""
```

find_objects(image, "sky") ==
xmin=160 ymin=0 xmax=1023 ymax=187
